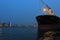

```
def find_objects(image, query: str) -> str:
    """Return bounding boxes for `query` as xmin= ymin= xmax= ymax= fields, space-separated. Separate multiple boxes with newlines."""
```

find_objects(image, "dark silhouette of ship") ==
xmin=36 ymin=15 xmax=60 ymax=40
xmin=36 ymin=0 xmax=60 ymax=40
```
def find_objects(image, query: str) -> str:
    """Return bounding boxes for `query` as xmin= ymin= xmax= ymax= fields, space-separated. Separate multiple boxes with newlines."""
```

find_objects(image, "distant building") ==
xmin=2 ymin=23 xmax=9 ymax=27
xmin=0 ymin=23 xmax=3 ymax=27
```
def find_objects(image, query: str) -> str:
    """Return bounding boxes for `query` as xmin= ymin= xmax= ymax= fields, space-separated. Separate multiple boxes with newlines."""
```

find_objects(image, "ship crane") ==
xmin=43 ymin=5 xmax=54 ymax=15
xmin=41 ymin=0 xmax=54 ymax=15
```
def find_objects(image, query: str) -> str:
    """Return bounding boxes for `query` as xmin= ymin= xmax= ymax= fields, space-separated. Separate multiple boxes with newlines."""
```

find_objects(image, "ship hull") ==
xmin=36 ymin=15 xmax=60 ymax=40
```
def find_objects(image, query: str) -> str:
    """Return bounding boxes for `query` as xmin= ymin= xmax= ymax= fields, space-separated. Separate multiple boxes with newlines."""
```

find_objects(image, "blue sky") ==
xmin=0 ymin=0 xmax=60 ymax=24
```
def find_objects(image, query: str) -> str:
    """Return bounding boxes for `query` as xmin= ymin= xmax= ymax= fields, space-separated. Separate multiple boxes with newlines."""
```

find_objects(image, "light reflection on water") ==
xmin=0 ymin=27 xmax=38 ymax=40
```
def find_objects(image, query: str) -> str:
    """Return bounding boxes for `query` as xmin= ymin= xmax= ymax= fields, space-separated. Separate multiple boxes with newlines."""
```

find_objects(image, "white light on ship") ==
xmin=43 ymin=6 xmax=47 ymax=12
xmin=43 ymin=6 xmax=48 ymax=15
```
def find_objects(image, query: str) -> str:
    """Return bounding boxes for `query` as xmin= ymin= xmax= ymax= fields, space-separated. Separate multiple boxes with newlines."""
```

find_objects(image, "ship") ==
xmin=36 ymin=0 xmax=60 ymax=40
xmin=36 ymin=15 xmax=60 ymax=40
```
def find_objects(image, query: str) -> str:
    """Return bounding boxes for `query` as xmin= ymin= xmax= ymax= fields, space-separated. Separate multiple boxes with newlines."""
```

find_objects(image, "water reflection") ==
xmin=0 ymin=27 xmax=37 ymax=40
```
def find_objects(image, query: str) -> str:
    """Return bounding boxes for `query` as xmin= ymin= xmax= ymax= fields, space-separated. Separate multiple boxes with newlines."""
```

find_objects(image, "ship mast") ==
xmin=41 ymin=0 xmax=54 ymax=15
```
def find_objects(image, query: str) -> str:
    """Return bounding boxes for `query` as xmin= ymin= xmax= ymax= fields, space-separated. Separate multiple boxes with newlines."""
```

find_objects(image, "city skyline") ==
xmin=0 ymin=22 xmax=38 ymax=27
xmin=0 ymin=0 xmax=60 ymax=24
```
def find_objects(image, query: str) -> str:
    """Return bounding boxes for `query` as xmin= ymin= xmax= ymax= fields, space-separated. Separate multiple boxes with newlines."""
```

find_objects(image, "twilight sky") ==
xmin=0 ymin=0 xmax=60 ymax=24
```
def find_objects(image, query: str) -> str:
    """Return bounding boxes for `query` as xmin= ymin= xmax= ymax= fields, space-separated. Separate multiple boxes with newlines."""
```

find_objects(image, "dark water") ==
xmin=0 ymin=27 xmax=38 ymax=40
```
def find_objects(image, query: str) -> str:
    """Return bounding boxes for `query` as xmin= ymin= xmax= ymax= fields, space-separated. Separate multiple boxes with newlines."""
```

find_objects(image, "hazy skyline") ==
xmin=0 ymin=0 xmax=60 ymax=24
